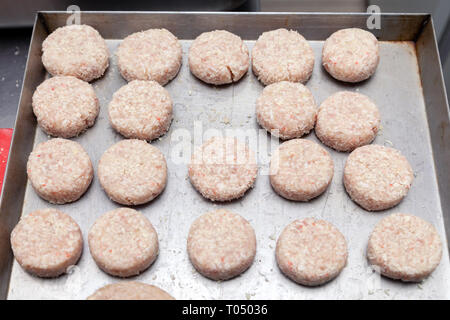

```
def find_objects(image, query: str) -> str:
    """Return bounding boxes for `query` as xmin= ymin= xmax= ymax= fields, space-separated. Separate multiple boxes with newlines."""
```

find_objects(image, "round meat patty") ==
xmin=276 ymin=218 xmax=348 ymax=286
xmin=108 ymin=80 xmax=173 ymax=141
xmin=344 ymin=145 xmax=414 ymax=211
xmin=315 ymin=91 xmax=380 ymax=152
xmin=270 ymin=139 xmax=334 ymax=201
xmin=89 ymin=208 xmax=159 ymax=277
xmin=11 ymin=208 xmax=83 ymax=278
xmin=189 ymin=30 xmax=249 ymax=85
xmin=187 ymin=209 xmax=256 ymax=280
xmin=87 ymin=282 xmax=174 ymax=300
xmin=322 ymin=28 xmax=379 ymax=83
xmin=188 ymin=136 xmax=258 ymax=201
xmin=252 ymin=28 xmax=315 ymax=85
xmin=32 ymin=76 xmax=99 ymax=138
xmin=116 ymin=28 xmax=182 ymax=85
xmin=256 ymin=81 xmax=317 ymax=139
xmin=42 ymin=24 xmax=109 ymax=82
xmin=98 ymin=139 xmax=167 ymax=205
xmin=27 ymin=138 xmax=93 ymax=204
xmin=367 ymin=213 xmax=442 ymax=282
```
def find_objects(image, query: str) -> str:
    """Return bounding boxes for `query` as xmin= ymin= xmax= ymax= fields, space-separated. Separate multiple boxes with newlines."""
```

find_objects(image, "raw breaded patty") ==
xmin=270 ymin=139 xmax=333 ymax=201
xmin=108 ymin=80 xmax=173 ymax=141
xmin=42 ymin=24 xmax=109 ymax=82
xmin=27 ymin=138 xmax=93 ymax=204
xmin=98 ymin=139 xmax=167 ymax=205
xmin=187 ymin=209 xmax=256 ymax=280
xmin=252 ymin=28 xmax=315 ymax=85
xmin=315 ymin=91 xmax=380 ymax=151
xmin=89 ymin=208 xmax=158 ymax=277
xmin=188 ymin=136 xmax=258 ymax=201
xmin=322 ymin=28 xmax=379 ymax=83
xmin=276 ymin=218 xmax=348 ymax=286
xmin=116 ymin=28 xmax=182 ymax=85
xmin=11 ymin=208 xmax=83 ymax=278
xmin=189 ymin=30 xmax=249 ymax=85
xmin=344 ymin=145 xmax=414 ymax=211
xmin=367 ymin=213 xmax=442 ymax=282
xmin=32 ymin=76 xmax=99 ymax=138
xmin=87 ymin=282 xmax=174 ymax=300
xmin=256 ymin=81 xmax=317 ymax=139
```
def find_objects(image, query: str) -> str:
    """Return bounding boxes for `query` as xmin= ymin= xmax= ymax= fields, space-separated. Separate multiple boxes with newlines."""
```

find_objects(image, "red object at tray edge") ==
xmin=0 ymin=128 xmax=13 ymax=195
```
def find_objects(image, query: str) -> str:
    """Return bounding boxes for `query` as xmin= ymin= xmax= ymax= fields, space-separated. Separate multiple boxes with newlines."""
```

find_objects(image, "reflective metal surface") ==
xmin=0 ymin=1 xmax=251 ymax=27
xmin=1 ymin=12 xmax=449 ymax=300
xmin=0 ymin=28 xmax=30 ymax=129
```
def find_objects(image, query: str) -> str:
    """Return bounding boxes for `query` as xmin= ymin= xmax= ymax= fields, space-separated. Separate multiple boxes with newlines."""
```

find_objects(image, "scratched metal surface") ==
xmin=3 ymin=13 xmax=450 ymax=300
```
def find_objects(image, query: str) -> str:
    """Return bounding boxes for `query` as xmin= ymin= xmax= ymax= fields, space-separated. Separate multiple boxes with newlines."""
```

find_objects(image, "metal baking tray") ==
xmin=0 ymin=12 xmax=449 ymax=300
